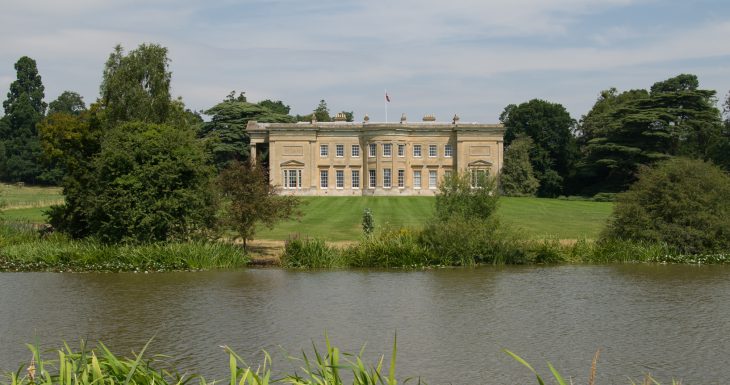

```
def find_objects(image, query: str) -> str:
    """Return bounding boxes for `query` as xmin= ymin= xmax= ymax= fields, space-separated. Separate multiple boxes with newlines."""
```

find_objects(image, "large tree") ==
xmin=577 ymin=74 xmax=724 ymax=192
xmin=201 ymin=95 xmax=295 ymax=170
xmin=48 ymin=91 xmax=86 ymax=115
xmin=500 ymin=99 xmax=577 ymax=197
xmin=499 ymin=135 xmax=540 ymax=196
xmin=0 ymin=56 xmax=48 ymax=184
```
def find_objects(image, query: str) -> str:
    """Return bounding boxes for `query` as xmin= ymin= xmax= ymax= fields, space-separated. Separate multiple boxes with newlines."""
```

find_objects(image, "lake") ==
xmin=2 ymin=265 xmax=729 ymax=384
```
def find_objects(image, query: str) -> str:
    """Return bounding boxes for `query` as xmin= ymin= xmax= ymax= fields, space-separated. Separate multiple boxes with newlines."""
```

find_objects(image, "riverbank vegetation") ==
xmin=3 ymin=339 xmax=681 ymax=385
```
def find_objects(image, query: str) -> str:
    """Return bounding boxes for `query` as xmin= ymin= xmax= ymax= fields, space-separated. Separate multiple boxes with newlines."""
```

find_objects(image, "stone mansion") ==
xmin=246 ymin=113 xmax=505 ymax=196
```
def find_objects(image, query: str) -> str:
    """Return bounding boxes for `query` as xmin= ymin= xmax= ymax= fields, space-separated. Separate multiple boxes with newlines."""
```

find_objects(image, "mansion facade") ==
xmin=246 ymin=114 xmax=505 ymax=196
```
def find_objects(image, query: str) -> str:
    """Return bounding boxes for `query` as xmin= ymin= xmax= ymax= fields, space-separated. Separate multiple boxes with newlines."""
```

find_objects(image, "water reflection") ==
xmin=1 ymin=265 xmax=730 ymax=384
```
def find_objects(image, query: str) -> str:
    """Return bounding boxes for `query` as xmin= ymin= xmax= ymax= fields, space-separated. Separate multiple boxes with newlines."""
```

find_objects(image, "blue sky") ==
xmin=1 ymin=0 xmax=729 ymax=123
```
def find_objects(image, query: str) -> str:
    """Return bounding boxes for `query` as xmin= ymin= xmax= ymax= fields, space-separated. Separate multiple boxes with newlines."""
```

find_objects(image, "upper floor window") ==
xmin=383 ymin=143 xmax=392 ymax=157
xmin=352 ymin=144 xmax=360 ymax=157
xmin=336 ymin=144 xmax=344 ymax=157
xmin=320 ymin=144 xmax=329 ymax=157
xmin=429 ymin=144 xmax=437 ymax=157
xmin=444 ymin=144 xmax=453 ymax=157
xmin=369 ymin=143 xmax=377 ymax=157
xmin=413 ymin=144 xmax=422 ymax=157
xmin=397 ymin=144 xmax=405 ymax=157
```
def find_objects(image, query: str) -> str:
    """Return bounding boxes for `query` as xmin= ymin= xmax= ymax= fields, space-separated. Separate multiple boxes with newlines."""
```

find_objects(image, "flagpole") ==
xmin=384 ymin=89 xmax=388 ymax=123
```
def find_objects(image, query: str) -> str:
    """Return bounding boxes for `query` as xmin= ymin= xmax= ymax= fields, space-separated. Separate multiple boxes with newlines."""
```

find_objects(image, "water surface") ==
xmin=2 ymin=265 xmax=729 ymax=384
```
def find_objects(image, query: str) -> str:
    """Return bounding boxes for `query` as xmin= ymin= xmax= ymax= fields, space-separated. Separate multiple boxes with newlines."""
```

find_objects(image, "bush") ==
xmin=435 ymin=171 xmax=498 ymax=222
xmin=281 ymin=237 xmax=345 ymax=268
xmin=603 ymin=158 xmax=730 ymax=254
xmin=345 ymin=228 xmax=433 ymax=268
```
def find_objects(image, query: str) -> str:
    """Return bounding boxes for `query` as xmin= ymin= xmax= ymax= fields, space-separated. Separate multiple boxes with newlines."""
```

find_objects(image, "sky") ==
xmin=1 ymin=0 xmax=730 ymax=123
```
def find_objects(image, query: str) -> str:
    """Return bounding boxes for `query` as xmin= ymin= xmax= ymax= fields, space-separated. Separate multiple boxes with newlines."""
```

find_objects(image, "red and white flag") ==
xmin=385 ymin=92 xmax=391 ymax=102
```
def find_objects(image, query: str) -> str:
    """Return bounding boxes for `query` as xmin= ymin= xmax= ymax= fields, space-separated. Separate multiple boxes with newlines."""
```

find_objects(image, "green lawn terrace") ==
xmin=1 ymin=184 xmax=613 ymax=241
xmin=257 ymin=196 xmax=612 ymax=241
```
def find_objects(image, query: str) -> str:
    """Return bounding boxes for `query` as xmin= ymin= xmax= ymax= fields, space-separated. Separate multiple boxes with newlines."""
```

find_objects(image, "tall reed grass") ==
xmin=0 ymin=222 xmax=248 ymax=272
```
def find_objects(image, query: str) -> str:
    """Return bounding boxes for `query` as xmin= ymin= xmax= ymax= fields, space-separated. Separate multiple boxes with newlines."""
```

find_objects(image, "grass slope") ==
xmin=2 ymin=185 xmax=613 ymax=241
xmin=258 ymin=196 xmax=612 ymax=241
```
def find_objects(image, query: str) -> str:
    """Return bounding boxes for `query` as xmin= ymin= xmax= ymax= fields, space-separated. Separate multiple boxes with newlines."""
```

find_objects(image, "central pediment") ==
xmin=280 ymin=160 xmax=305 ymax=167
xmin=468 ymin=160 xmax=493 ymax=167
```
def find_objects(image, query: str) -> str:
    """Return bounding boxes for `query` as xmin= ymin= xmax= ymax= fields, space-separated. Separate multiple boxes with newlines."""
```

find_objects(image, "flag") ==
xmin=385 ymin=92 xmax=390 ymax=102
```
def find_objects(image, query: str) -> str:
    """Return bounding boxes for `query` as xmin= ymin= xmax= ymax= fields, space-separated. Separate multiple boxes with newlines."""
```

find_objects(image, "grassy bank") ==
xmin=257 ymin=196 xmax=612 ymax=241
xmin=4 ymin=339 xmax=680 ymax=385
xmin=0 ymin=223 xmax=248 ymax=272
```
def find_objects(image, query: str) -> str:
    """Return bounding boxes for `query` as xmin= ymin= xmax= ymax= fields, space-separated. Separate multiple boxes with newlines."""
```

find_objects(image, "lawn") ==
xmin=257 ymin=196 xmax=613 ymax=241
xmin=2 ymin=185 xmax=614 ymax=241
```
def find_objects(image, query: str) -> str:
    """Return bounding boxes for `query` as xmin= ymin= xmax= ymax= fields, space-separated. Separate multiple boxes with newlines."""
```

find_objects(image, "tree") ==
xmin=500 ymin=99 xmax=577 ymax=197
xmin=314 ymin=99 xmax=331 ymax=122
xmin=217 ymin=161 xmax=300 ymax=250
xmin=578 ymin=74 xmax=724 ymax=192
xmin=100 ymin=44 xmax=173 ymax=126
xmin=201 ymin=96 xmax=295 ymax=170
xmin=50 ymin=122 xmax=216 ymax=243
xmin=603 ymin=158 xmax=730 ymax=254
xmin=0 ymin=56 xmax=47 ymax=184
xmin=258 ymin=99 xmax=291 ymax=115
xmin=499 ymin=135 xmax=539 ymax=196
xmin=48 ymin=91 xmax=86 ymax=115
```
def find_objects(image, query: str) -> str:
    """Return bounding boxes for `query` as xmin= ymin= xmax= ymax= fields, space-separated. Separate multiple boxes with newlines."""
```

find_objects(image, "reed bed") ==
xmin=4 ymin=339 xmax=686 ymax=385
xmin=0 ymin=222 xmax=248 ymax=272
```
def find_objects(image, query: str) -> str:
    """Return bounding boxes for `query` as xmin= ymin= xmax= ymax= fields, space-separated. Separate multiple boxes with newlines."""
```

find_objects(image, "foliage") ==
xmin=435 ymin=171 xmax=498 ymax=222
xmin=100 ymin=44 xmax=172 ymax=126
xmin=49 ymin=122 xmax=217 ymax=243
xmin=603 ymin=157 xmax=730 ymax=254
xmin=201 ymin=97 xmax=295 ymax=170
xmin=362 ymin=208 xmax=375 ymax=235
xmin=1 ymin=223 xmax=248 ymax=272
xmin=500 ymin=99 xmax=577 ymax=197
xmin=577 ymin=75 xmax=724 ymax=193
xmin=48 ymin=91 xmax=86 ymax=115
xmin=0 ymin=56 xmax=48 ymax=184
xmin=281 ymin=237 xmax=345 ymax=268
xmin=313 ymin=99 xmax=331 ymax=122
xmin=500 ymin=135 xmax=540 ymax=196
xmin=345 ymin=228 xmax=434 ymax=267
xmin=217 ymin=161 xmax=300 ymax=249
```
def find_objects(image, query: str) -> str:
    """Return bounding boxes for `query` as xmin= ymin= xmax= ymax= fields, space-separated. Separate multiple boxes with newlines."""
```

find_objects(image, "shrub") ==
xmin=435 ymin=171 xmax=499 ymax=222
xmin=603 ymin=158 xmax=730 ymax=254
xmin=281 ymin=237 xmax=345 ymax=268
xmin=345 ymin=228 xmax=433 ymax=268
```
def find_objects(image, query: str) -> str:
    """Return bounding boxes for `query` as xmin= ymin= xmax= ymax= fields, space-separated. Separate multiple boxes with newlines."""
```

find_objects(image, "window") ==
xmin=429 ymin=144 xmax=437 ymax=157
xmin=320 ymin=170 xmax=328 ymax=188
xmin=383 ymin=143 xmax=392 ymax=157
xmin=336 ymin=144 xmax=344 ymax=157
xmin=336 ymin=170 xmax=344 ymax=188
xmin=352 ymin=170 xmax=360 ymax=189
xmin=444 ymin=144 xmax=453 ymax=157
xmin=320 ymin=144 xmax=328 ymax=157
xmin=413 ymin=144 xmax=422 ymax=157
xmin=429 ymin=170 xmax=437 ymax=189
xmin=352 ymin=144 xmax=360 ymax=157
xmin=383 ymin=168 xmax=392 ymax=188
xmin=471 ymin=169 xmax=489 ymax=188
xmin=444 ymin=170 xmax=452 ymax=181
xmin=398 ymin=144 xmax=405 ymax=157
xmin=397 ymin=169 xmax=405 ymax=188
xmin=413 ymin=170 xmax=422 ymax=189
xmin=369 ymin=169 xmax=376 ymax=188
xmin=283 ymin=169 xmax=302 ymax=189
xmin=369 ymin=143 xmax=377 ymax=157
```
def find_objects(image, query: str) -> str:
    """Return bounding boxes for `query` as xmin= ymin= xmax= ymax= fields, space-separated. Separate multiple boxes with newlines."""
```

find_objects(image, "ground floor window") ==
xmin=429 ymin=170 xmax=437 ymax=189
xmin=320 ymin=169 xmax=329 ymax=189
xmin=383 ymin=168 xmax=392 ymax=188
xmin=369 ymin=169 xmax=376 ymax=188
xmin=336 ymin=169 xmax=344 ymax=188
xmin=352 ymin=170 xmax=360 ymax=189
xmin=397 ymin=169 xmax=405 ymax=188
xmin=470 ymin=168 xmax=489 ymax=188
xmin=413 ymin=170 xmax=422 ymax=189
xmin=283 ymin=169 xmax=302 ymax=189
